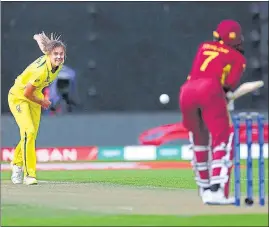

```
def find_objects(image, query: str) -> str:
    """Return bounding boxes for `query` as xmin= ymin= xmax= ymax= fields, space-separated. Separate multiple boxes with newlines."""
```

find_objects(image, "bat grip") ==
xmin=226 ymin=91 xmax=234 ymax=100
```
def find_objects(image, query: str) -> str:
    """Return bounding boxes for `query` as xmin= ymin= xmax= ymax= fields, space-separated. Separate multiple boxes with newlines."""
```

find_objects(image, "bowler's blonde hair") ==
xmin=39 ymin=31 xmax=66 ymax=56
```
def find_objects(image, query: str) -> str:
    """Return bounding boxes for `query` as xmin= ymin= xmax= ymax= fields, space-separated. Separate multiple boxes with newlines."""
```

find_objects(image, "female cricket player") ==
xmin=8 ymin=32 xmax=66 ymax=185
xmin=179 ymin=20 xmax=246 ymax=205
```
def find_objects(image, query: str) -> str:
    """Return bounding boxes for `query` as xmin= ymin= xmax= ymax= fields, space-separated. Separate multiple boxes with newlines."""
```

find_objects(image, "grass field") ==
xmin=2 ymin=206 xmax=268 ymax=226
xmin=1 ymin=160 xmax=268 ymax=226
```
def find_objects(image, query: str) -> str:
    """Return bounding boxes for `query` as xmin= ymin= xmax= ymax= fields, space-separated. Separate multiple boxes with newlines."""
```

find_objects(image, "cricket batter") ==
xmin=8 ymin=32 xmax=66 ymax=185
xmin=179 ymin=20 xmax=246 ymax=204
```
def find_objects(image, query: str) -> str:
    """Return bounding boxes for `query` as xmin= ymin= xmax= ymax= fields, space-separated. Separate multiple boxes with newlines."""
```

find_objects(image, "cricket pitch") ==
xmin=1 ymin=180 xmax=268 ymax=216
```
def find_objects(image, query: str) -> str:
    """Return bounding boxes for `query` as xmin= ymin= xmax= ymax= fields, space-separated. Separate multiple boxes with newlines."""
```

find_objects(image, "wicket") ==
xmin=232 ymin=112 xmax=266 ymax=206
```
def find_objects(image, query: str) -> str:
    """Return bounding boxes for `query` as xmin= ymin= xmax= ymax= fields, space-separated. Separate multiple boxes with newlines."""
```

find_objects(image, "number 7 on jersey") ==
xmin=200 ymin=51 xmax=219 ymax=71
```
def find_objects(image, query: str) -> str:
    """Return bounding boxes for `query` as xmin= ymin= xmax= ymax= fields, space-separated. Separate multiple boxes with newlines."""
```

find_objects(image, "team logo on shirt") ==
xmin=16 ymin=104 xmax=21 ymax=113
xmin=45 ymin=75 xmax=53 ymax=86
xmin=45 ymin=76 xmax=50 ymax=82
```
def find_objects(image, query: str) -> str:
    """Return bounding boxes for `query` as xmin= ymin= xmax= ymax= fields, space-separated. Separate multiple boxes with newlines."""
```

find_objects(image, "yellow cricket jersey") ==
xmin=9 ymin=55 xmax=62 ymax=104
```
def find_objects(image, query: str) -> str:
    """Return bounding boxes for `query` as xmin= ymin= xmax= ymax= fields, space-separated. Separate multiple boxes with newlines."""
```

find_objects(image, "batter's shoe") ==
xmin=11 ymin=163 xmax=23 ymax=184
xmin=202 ymin=189 xmax=235 ymax=205
xmin=23 ymin=176 xmax=38 ymax=185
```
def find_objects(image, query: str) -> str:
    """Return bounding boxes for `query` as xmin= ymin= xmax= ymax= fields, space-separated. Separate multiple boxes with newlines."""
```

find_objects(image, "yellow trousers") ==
xmin=8 ymin=93 xmax=41 ymax=178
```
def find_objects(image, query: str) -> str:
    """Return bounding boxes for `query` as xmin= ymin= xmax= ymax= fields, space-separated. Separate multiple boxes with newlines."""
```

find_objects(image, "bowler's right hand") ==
xmin=41 ymin=99 xmax=51 ymax=109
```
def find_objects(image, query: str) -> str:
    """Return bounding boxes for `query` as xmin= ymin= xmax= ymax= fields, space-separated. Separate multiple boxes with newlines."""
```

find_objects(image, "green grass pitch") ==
xmin=1 ymin=159 xmax=268 ymax=226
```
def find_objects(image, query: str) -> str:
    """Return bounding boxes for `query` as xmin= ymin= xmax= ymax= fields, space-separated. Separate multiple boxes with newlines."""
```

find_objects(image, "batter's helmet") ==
xmin=213 ymin=19 xmax=243 ymax=46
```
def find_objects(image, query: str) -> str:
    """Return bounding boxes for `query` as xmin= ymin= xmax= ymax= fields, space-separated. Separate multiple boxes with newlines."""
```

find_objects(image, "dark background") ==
xmin=2 ymin=1 xmax=268 ymax=113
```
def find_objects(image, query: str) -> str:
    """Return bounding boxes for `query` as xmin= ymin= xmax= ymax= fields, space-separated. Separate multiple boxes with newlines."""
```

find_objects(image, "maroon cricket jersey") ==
xmin=187 ymin=41 xmax=246 ymax=90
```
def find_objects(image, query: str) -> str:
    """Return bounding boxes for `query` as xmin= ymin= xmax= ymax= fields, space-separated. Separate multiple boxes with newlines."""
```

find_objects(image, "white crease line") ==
xmin=117 ymin=206 xmax=133 ymax=211
xmin=65 ymin=205 xmax=133 ymax=212
xmin=67 ymin=206 xmax=79 ymax=210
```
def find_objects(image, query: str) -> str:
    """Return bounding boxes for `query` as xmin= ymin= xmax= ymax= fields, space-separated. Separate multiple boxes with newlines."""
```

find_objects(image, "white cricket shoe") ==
xmin=202 ymin=189 xmax=235 ymax=205
xmin=23 ymin=176 xmax=38 ymax=185
xmin=11 ymin=164 xmax=23 ymax=184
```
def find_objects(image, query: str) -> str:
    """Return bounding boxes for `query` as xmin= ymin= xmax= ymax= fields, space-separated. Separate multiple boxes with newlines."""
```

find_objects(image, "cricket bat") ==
xmin=230 ymin=80 xmax=264 ymax=100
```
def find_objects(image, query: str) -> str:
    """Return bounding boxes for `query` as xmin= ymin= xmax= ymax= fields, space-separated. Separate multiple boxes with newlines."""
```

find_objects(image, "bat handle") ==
xmin=226 ymin=91 xmax=234 ymax=100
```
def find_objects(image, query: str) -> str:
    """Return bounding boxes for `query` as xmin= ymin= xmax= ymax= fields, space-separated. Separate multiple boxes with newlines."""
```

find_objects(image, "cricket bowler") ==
xmin=8 ymin=32 xmax=66 ymax=185
xmin=179 ymin=20 xmax=246 ymax=204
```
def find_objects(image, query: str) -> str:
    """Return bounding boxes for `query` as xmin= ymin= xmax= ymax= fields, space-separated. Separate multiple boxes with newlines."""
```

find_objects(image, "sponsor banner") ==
xmin=156 ymin=146 xmax=181 ymax=160
xmin=98 ymin=147 xmax=124 ymax=161
xmin=181 ymin=145 xmax=192 ymax=160
xmin=124 ymin=145 xmax=156 ymax=161
xmin=0 ymin=147 xmax=98 ymax=162
xmin=240 ymin=143 xmax=268 ymax=159
xmin=181 ymin=143 xmax=269 ymax=160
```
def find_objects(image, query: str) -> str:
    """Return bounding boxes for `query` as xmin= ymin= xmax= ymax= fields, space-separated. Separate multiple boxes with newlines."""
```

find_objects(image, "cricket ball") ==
xmin=159 ymin=94 xmax=170 ymax=104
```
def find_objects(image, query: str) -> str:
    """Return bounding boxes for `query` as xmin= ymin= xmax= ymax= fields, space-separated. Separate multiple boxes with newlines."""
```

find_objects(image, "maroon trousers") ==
xmin=179 ymin=78 xmax=234 ymax=197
